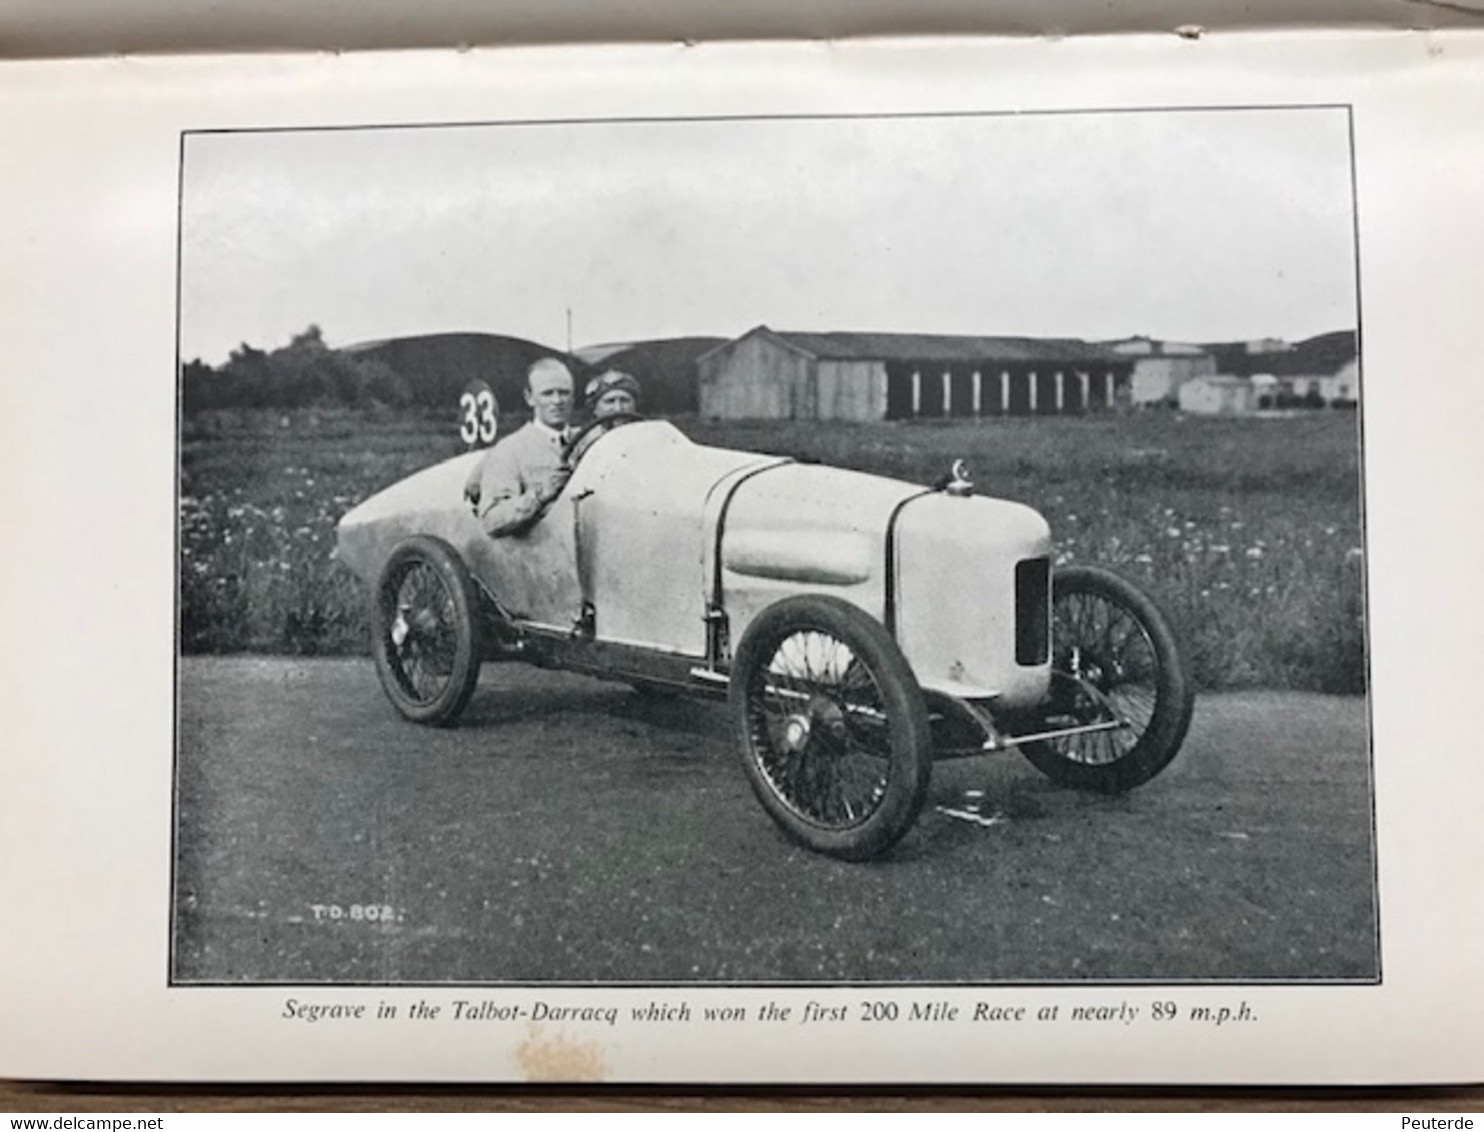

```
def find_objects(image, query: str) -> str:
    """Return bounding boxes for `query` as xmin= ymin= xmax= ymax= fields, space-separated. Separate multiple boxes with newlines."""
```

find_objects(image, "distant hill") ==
xmin=348 ymin=332 xmax=588 ymax=414
xmin=577 ymin=336 xmax=728 ymax=413
xmin=571 ymin=342 xmax=633 ymax=365
xmin=1204 ymin=330 xmax=1357 ymax=378
xmin=1259 ymin=330 xmax=1358 ymax=376
xmin=350 ymin=332 xmax=725 ymax=415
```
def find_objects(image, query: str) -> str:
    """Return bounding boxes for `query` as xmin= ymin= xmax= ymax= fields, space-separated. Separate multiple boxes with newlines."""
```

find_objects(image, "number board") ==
xmin=457 ymin=380 xmax=499 ymax=448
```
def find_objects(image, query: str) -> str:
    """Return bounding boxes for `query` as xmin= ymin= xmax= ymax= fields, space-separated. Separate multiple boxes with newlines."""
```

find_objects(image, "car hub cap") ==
xmin=385 ymin=563 xmax=457 ymax=703
xmin=782 ymin=714 xmax=812 ymax=754
xmin=748 ymin=630 xmax=892 ymax=830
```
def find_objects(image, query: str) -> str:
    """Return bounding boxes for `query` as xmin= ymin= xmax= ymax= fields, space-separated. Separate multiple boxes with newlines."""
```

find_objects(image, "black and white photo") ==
xmin=174 ymin=107 xmax=1375 ymax=986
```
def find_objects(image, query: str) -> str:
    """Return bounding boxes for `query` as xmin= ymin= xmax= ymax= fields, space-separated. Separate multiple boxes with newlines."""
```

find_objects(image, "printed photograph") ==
xmin=173 ymin=108 xmax=1374 ymax=985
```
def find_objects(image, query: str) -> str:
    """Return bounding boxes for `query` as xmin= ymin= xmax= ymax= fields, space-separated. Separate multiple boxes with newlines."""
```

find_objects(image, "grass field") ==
xmin=179 ymin=408 xmax=1367 ymax=693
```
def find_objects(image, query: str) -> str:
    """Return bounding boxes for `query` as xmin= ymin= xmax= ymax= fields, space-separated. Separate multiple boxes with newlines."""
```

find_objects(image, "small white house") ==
xmin=1106 ymin=337 xmax=1217 ymax=406
xmin=1178 ymin=375 xmax=1257 ymax=415
xmin=1320 ymin=358 xmax=1360 ymax=405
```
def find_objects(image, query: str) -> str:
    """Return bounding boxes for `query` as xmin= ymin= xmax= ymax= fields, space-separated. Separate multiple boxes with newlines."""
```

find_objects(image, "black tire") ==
xmin=1021 ymin=565 xmax=1194 ymax=792
xmin=730 ymin=595 xmax=931 ymax=861
xmin=372 ymin=536 xmax=484 ymax=726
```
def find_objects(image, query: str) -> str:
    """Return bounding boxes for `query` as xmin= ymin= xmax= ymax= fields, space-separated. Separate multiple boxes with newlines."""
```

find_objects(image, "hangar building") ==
xmin=696 ymin=326 xmax=1133 ymax=421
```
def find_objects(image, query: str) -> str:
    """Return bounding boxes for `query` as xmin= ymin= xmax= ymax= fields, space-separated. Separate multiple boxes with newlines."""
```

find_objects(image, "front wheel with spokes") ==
xmin=729 ymin=595 xmax=931 ymax=861
xmin=372 ymin=536 xmax=484 ymax=726
xmin=1020 ymin=565 xmax=1194 ymax=793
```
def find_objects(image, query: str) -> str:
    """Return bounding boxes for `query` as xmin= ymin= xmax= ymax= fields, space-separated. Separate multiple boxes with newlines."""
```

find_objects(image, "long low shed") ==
xmin=698 ymin=326 xmax=1133 ymax=421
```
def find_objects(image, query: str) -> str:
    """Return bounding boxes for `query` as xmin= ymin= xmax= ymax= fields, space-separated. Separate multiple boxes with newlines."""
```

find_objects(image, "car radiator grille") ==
xmin=1015 ymin=556 xmax=1051 ymax=666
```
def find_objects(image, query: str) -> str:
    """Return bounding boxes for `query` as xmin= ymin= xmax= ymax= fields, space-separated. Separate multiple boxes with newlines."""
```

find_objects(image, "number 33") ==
xmin=459 ymin=388 xmax=497 ymax=445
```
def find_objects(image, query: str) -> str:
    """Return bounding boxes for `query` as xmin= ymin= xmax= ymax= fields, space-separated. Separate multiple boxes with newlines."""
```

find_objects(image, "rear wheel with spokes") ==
xmin=372 ymin=536 xmax=484 ymax=725
xmin=1021 ymin=565 xmax=1193 ymax=792
xmin=730 ymin=595 xmax=931 ymax=861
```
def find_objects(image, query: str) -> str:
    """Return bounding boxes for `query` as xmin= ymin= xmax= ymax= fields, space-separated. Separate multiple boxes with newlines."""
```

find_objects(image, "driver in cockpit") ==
xmin=464 ymin=357 xmax=575 ymax=538
xmin=583 ymin=369 xmax=641 ymax=420
xmin=563 ymin=369 xmax=642 ymax=466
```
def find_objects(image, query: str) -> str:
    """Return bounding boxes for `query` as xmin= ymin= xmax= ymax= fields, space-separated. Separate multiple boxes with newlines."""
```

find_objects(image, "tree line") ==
xmin=182 ymin=326 xmax=414 ymax=413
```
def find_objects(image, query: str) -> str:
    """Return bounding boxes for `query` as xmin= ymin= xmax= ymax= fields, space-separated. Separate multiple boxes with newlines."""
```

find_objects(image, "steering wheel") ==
xmin=562 ymin=411 xmax=647 ymax=467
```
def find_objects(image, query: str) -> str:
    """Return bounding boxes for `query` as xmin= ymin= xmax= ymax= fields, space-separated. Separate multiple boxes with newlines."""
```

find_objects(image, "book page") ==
xmin=1 ymin=31 xmax=1481 ymax=1084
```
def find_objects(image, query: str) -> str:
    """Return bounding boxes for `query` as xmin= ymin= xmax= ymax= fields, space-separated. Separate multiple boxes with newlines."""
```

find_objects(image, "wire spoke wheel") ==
xmin=731 ymin=596 xmax=930 ymax=861
xmin=1022 ymin=565 xmax=1194 ymax=793
xmin=388 ymin=561 xmax=460 ymax=704
xmin=752 ymin=631 xmax=891 ymax=828
xmin=1046 ymin=589 xmax=1160 ymax=765
xmin=372 ymin=536 xmax=484 ymax=726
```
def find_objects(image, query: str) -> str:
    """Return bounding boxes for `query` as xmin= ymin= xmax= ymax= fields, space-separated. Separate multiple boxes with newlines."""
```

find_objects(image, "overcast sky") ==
xmin=179 ymin=107 xmax=1357 ymax=365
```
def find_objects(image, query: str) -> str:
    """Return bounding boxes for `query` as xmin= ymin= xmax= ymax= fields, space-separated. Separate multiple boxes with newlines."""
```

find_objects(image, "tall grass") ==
xmin=179 ymin=408 xmax=464 ymax=655
xmin=180 ymin=408 xmax=1367 ymax=693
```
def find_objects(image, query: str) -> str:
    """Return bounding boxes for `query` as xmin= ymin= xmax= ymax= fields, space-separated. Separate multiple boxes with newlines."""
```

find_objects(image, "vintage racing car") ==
xmin=335 ymin=409 xmax=1194 ymax=861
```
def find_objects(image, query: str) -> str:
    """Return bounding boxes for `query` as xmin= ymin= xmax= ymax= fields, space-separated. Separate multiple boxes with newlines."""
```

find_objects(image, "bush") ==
xmin=182 ymin=326 xmax=413 ymax=413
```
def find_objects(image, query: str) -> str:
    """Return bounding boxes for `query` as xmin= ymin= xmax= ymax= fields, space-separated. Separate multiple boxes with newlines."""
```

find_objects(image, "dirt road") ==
xmin=173 ymin=657 xmax=1377 ymax=985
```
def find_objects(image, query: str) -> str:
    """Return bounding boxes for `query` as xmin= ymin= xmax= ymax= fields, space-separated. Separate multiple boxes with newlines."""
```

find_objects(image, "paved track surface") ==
xmin=174 ymin=657 xmax=1378 ymax=984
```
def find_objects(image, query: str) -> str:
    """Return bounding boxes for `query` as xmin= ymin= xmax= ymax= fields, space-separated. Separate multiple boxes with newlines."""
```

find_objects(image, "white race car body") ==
xmin=337 ymin=420 xmax=1052 ymax=706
